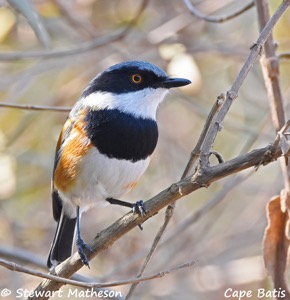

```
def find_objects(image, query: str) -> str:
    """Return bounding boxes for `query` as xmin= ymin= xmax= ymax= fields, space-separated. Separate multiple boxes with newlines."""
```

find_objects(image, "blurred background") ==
xmin=0 ymin=0 xmax=290 ymax=299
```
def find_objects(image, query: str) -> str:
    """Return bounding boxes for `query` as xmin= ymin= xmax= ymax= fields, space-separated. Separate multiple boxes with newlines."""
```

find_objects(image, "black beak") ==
xmin=158 ymin=77 xmax=191 ymax=89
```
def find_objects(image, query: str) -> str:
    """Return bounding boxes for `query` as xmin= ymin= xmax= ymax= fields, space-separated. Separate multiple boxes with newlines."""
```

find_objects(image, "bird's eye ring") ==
xmin=131 ymin=74 xmax=143 ymax=84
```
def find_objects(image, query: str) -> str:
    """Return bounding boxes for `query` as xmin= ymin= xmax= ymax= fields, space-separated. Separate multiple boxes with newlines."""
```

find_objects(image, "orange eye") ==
xmin=131 ymin=74 xmax=142 ymax=84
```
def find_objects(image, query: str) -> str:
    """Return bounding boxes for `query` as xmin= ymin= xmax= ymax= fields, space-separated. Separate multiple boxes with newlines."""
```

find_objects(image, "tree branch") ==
xmin=181 ymin=93 xmax=225 ymax=178
xmin=184 ymin=0 xmax=255 ymax=23
xmin=0 ymin=102 xmax=71 ymax=112
xmin=256 ymin=0 xmax=290 ymax=294
xmin=28 ymin=135 xmax=288 ymax=300
xmin=0 ymin=0 xmax=149 ymax=61
xmin=279 ymin=52 xmax=290 ymax=59
xmin=0 ymin=258 xmax=195 ymax=289
xmin=255 ymin=0 xmax=290 ymax=189
xmin=125 ymin=203 xmax=172 ymax=299
xmin=256 ymin=0 xmax=286 ymax=130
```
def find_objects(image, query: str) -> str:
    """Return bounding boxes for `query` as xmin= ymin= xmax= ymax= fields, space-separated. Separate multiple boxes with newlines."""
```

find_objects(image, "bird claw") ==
xmin=76 ymin=237 xmax=92 ymax=268
xmin=132 ymin=200 xmax=147 ymax=230
xmin=132 ymin=200 xmax=146 ymax=217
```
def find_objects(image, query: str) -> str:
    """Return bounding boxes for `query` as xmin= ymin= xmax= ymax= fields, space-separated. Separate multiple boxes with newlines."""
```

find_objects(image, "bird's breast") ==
xmin=84 ymin=108 xmax=158 ymax=162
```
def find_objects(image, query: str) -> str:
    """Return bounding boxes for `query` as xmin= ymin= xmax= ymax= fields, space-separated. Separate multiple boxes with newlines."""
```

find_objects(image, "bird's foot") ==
xmin=132 ymin=200 xmax=147 ymax=230
xmin=76 ymin=237 xmax=92 ymax=268
xmin=106 ymin=197 xmax=147 ymax=230
xmin=132 ymin=200 xmax=146 ymax=216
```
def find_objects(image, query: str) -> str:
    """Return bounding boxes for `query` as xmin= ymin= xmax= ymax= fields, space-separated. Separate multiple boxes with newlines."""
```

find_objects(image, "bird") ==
xmin=47 ymin=60 xmax=191 ymax=269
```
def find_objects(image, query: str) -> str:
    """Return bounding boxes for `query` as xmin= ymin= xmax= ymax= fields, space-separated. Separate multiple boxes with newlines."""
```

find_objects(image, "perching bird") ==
xmin=47 ymin=60 xmax=191 ymax=269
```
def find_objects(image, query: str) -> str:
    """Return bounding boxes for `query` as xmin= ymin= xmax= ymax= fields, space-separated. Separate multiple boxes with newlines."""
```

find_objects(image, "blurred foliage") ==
xmin=0 ymin=0 xmax=290 ymax=299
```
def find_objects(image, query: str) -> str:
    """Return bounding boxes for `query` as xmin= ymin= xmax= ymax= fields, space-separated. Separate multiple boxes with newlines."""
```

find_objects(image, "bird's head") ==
xmin=80 ymin=61 xmax=191 ymax=119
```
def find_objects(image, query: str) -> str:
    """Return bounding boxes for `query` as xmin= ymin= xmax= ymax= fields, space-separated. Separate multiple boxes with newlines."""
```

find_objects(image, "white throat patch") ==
xmin=80 ymin=88 xmax=168 ymax=119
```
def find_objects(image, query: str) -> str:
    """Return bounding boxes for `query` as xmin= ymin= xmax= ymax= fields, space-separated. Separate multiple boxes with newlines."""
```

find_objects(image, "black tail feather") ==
xmin=47 ymin=211 xmax=76 ymax=269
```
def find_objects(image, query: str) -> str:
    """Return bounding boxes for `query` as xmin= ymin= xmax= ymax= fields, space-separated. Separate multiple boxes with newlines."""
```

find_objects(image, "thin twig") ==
xmin=184 ymin=0 xmax=255 ymax=23
xmin=7 ymin=0 xmax=52 ymax=49
xmin=126 ymin=208 xmax=173 ymax=299
xmin=0 ymin=245 xmax=122 ymax=298
xmin=0 ymin=29 xmax=124 ymax=61
xmin=182 ymin=93 xmax=225 ymax=177
xmin=0 ymin=258 xmax=90 ymax=288
xmin=0 ymin=102 xmax=71 ymax=112
xmin=0 ymin=258 xmax=195 ymax=289
xmin=279 ymin=52 xmax=290 ymax=59
xmin=0 ymin=0 xmax=149 ymax=61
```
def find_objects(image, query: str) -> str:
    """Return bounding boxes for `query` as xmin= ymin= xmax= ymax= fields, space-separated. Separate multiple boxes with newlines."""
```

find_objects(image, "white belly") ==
xmin=59 ymin=147 xmax=150 ymax=215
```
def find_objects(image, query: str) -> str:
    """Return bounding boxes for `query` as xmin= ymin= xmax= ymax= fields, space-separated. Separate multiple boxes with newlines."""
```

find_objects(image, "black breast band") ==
xmin=84 ymin=109 xmax=158 ymax=162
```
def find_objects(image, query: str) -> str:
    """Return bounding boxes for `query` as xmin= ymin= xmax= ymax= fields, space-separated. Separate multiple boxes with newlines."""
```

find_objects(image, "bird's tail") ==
xmin=47 ymin=210 xmax=76 ymax=269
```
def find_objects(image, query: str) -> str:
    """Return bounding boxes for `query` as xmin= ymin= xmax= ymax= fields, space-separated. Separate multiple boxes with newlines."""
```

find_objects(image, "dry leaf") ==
xmin=263 ymin=195 xmax=290 ymax=298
